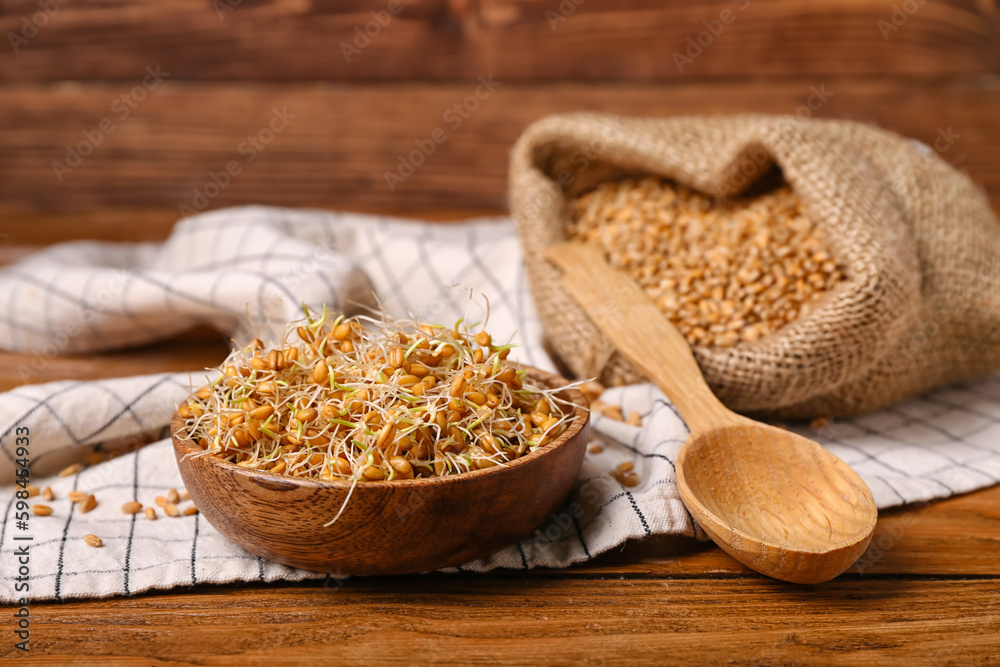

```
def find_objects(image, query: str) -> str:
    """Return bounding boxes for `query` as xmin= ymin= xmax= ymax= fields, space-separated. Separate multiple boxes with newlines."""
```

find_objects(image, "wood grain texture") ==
xmin=0 ymin=80 xmax=998 ymax=215
xmin=8 ymin=578 xmax=1000 ymax=665
xmin=171 ymin=368 xmax=590 ymax=574
xmin=0 ymin=0 xmax=998 ymax=82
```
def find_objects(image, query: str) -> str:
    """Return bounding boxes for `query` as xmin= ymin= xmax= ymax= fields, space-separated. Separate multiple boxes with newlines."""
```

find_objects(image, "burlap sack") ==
xmin=509 ymin=113 xmax=1000 ymax=418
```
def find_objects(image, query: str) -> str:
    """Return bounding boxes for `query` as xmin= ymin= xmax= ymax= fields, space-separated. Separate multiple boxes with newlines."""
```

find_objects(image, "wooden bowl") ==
xmin=171 ymin=368 xmax=590 ymax=575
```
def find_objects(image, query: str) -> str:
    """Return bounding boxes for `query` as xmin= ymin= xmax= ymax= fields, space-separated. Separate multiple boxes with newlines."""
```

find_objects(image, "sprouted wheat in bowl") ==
xmin=178 ymin=308 xmax=575 ymax=484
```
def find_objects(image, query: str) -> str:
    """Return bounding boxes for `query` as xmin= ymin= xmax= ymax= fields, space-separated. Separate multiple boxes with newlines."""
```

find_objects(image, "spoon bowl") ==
xmin=547 ymin=242 xmax=877 ymax=583
xmin=171 ymin=367 xmax=590 ymax=575
xmin=678 ymin=422 xmax=876 ymax=583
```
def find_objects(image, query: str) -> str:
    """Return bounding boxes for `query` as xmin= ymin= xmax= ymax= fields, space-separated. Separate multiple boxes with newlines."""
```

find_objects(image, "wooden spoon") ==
xmin=545 ymin=243 xmax=877 ymax=584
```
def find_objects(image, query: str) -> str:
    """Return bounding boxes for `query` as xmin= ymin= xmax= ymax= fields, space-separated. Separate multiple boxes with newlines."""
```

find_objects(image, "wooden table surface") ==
xmin=2 ymin=210 xmax=999 ymax=666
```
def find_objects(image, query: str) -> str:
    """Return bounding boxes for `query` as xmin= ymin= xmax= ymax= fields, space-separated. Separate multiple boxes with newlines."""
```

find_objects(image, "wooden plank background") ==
xmin=1 ymin=0 xmax=999 ymax=81
xmin=0 ymin=0 xmax=998 ymax=229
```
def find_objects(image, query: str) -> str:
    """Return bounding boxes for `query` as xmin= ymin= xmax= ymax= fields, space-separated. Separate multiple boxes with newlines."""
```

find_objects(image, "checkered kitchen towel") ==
xmin=2 ymin=207 xmax=1000 ymax=601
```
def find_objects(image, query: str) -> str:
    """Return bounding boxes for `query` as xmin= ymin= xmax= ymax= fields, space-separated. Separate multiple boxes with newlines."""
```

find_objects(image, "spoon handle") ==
xmin=544 ymin=242 xmax=735 ymax=434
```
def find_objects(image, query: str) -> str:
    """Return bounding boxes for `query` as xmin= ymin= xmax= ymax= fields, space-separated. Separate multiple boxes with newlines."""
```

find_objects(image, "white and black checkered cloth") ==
xmin=2 ymin=207 xmax=999 ymax=601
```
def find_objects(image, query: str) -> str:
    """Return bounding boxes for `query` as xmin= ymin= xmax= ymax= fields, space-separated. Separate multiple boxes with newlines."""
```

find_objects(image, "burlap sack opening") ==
xmin=509 ymin=113 xmax=1000 ymax=418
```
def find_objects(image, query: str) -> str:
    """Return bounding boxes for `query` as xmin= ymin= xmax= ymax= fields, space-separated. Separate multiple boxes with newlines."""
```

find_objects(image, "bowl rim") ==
xmin=171 ymin=365 xmax=591 ymax=490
